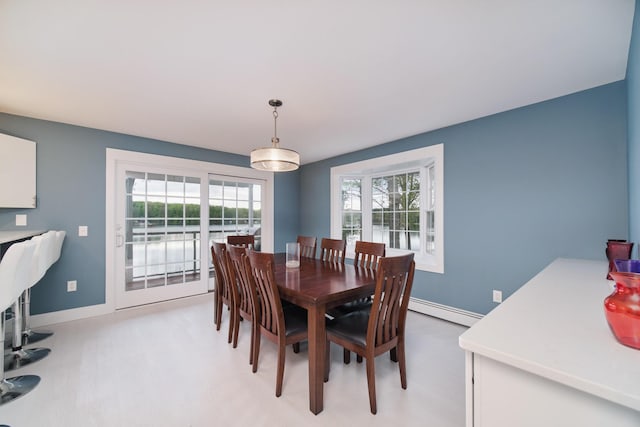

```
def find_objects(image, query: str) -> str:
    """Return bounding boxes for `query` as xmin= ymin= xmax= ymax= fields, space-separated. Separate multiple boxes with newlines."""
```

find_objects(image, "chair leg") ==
xmin=275 ymin=342 xmax=286 ymax=397
xmin=252 ymin=332 xmax=261 ymax=373
xmin=356 ymin=354 xmax=363 ymax=363
xmin=365 ymin=355 xmax=377 ymax=414
xmin=390 ymin=346 xmax=398 ymax=363
xmin=227 ymin=306 xmax=235 ymax=345
xmin=398 ymin=339 xmax=407 ymax=389
xmin=248 ymin=322 xmax=255 ymax=366
xmin=292 ymin=342 xmax=300 ymax=353
xmin=215 ymin=298 xmax=223 ymax=331
xmin=324 ymin=341 xmax=330 ymax=382
xmin=343 ymin=348 xmax=351 ymax=364
xmin=232 ymin=311 xmax=240 ymax=349
xmin=214 ymin=289 xmax=219 ymax=328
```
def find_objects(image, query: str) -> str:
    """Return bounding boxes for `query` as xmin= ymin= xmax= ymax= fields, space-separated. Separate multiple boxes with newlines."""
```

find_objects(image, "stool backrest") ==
xmin=30 ymin=232 xmax=55 ymax=287
xmin=48 ymin=230 xmax=66 ymax=268
xmin=0 ymin=241 xmax=36 ymax=311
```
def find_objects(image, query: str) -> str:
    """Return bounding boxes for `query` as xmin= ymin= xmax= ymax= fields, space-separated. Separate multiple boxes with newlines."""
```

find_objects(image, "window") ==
xmin=331 ymin=144 xmax=443 ymax=273
xmin=208 ymin=177 xmax=263 ymax=250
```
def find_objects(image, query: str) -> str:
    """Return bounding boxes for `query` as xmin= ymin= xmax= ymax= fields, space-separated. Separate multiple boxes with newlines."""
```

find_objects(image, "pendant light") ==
xmin=250 ymin=99 xmax=300 ymax=172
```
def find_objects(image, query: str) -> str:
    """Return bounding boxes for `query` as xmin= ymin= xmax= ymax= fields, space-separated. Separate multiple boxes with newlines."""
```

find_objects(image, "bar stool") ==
xmin=4 ymin=234 xmax=52 ymax=371
xmin=21 ymin=231 xmax=64 ymax=345
xmin=0 ymin=240 xmax=40 ymax=405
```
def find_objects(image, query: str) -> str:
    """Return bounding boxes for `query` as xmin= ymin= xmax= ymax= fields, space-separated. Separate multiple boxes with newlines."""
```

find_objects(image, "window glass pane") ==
xmin=185 ymin=199 xmax=200 ymax=218
xmin=185 ymin=177 xmax=200 ymax=198
xmin=128 ymin=171 xmax=146 ymax=195
xmin=166 ymin=175 xmax=184 ymax=197
xmin=147 ymin=174 xmax=165 ymax=196
xmin=237 ymin=183 xmax=250 ymax=201
xmin=166 ymin=197 xmax=184 ymax=218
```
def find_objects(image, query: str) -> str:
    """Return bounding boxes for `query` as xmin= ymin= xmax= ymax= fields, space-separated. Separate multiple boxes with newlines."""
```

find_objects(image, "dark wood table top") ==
xmin=273 ymin=253 xmax=376 ymax=309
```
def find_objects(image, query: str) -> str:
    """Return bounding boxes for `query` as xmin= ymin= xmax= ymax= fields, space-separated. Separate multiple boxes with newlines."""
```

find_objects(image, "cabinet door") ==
xmin=0 ymin=133 xmax=36 ymax=208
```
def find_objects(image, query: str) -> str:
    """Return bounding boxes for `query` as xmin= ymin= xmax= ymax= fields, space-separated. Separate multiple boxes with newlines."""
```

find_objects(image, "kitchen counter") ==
xmin=459 ymin=258 xmax=640 ymax=426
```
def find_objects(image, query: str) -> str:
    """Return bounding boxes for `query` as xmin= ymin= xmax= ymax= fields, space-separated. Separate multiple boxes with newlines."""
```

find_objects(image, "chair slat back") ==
xmin=297 ymin=235 xmax=317 ymax=259
xmin=211 ymin=242 xmax=235 ymax=304
xmin=247 ymin=251 xmax=284 ymax=336
xmin=354 ymin=241 xmax=385 ymax=269
xmin=227 ymin=235 xmax=255 ymax=249
xmin=227 ymin=245 xmax=257 ymax=317
xmin=320 ymin=238 xmax=346 ymax=264
xmin=367 ymin=254 xmax=415 ymax=349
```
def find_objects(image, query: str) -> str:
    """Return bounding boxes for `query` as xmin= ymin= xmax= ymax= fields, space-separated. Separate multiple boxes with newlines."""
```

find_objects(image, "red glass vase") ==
xmin=605 ymin=240 xmax=633 ymax=280
xmin=605 ymin=271 xmax=640 ymax=350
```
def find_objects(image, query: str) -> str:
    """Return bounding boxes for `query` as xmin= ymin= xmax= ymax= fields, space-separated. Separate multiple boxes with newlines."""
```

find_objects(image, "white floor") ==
xmin=1 ymin=293 xmax=468 ymax=427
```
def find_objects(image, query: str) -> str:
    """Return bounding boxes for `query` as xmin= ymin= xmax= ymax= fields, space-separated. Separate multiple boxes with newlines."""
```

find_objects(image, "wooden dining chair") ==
xmin=227 ymin=234 xmax=255 ymax=249
xmin=319 ymin=238 xmax=346 ymax=264
xmin=331 ymin=240 xmax=386 ymax=364
xmin=226 ymin=245 xmax=259 ymax=365
xmin=354 ymin=240 xmax=386 ymax=268
xmin=247 ymin=251 xmax=308 ymax=396
xmin=297 ymin=235 xmax=317 ymax=259
xmin=211 ymin=242 xmax=236 ymax=344
xmin=325 ymin=253 xmax=416 ymax=414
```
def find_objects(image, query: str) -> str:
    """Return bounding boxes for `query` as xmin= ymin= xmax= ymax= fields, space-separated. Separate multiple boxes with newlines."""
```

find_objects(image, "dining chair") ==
xmin=319 ymin=238 xmax=346 ymax=264
xmin=0 ymin=240 xmax=40 ymax=405
xmin=211 ymin=242 xmax=235 ymax=344
xmin=296 ymin=235 xmax=317 ymax=259
xmin=331 ymin=240 xmax=386 ymax=363
xmin=226 ymin=245 xmax=258 ymax=364
xmin=325 ymin=253 xmax=416 ymax=414
xmin=247 ymin=251 xmax=308 ymax=397
xmin=227 ymin=235 xmax=255 ymax=249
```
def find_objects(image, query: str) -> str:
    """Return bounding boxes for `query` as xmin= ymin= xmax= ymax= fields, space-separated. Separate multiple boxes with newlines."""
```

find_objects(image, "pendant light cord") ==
xmin=272 ymin=107 xmax=279 ymax=146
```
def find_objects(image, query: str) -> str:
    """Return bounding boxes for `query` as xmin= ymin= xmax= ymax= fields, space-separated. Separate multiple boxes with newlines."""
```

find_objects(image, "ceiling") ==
xmin=0 ymin=1 xmax=635 ymax=165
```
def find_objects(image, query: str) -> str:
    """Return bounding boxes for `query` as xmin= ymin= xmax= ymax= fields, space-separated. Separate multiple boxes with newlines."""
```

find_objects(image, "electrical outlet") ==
xmin=492 ymin=290 xmax=503 ymax=303
xmin=15 ymin=214 xmax=27 ymax=226
xmin=78 ymin=226 xmax=88 ymax=237
xmin=67 ymin=280 xmax=77 ymax=292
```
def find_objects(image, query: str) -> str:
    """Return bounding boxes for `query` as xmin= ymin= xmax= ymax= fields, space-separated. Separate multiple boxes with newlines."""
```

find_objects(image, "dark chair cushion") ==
xmin=283 ymin=305 xmax=307 ymax=337
xmin=326 ymin=310 xmax=370 ymax=347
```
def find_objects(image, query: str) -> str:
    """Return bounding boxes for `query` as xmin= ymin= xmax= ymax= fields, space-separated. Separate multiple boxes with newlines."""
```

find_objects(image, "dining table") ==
xmin=273 ymin=253 xmax=377 ymax=415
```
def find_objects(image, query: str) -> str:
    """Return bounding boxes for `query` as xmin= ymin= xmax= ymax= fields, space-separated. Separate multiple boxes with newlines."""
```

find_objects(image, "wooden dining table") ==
xmin=273 ymin=253 xmax=377 ymax=415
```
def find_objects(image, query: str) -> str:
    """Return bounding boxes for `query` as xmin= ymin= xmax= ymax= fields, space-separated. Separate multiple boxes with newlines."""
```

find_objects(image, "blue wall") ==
xmin=629 ymin=0 xmax=640 ymax=255
xmin=0 ymin=114 xmax=299 ymax=314
xmin=300 ymin=82 xmax=628 ymax=314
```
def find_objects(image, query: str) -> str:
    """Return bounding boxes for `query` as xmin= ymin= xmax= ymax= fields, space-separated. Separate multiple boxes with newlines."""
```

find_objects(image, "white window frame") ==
xmin=330 ymin=144 xmax=444 ymax=273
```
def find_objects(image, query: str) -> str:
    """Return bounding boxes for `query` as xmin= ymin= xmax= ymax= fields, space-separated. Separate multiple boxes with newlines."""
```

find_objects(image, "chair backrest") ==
xmin=367 ymin=253 xmax=415 ymax=350
xmin=227 ymin=235 xmax=255 ymax=249
xmin=296 ymin=235 xmax=317 ymax=259
xmin=320 ymin=238 xmax=346 ymax=264
xmin=48 ymin=230 xmax=66 ymax=268
xmin=211 ymin=242 xmax=234 ymax=305
xmin=29 ymin=231 xmax=55 ymax=287
xmin=247 ymin=251 xmax=284 ymax=337
xmin=354 ymin=241 xmax=385 ymax=269
xmin=226 ymin=245 xmax=258 ymax=319
xmin=0 ymin=240 xmax=36 ymax=311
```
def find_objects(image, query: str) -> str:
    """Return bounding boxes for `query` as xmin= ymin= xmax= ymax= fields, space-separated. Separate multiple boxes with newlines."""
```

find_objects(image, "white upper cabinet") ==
xmin=0 ymin=133 xmax=36 ymax=208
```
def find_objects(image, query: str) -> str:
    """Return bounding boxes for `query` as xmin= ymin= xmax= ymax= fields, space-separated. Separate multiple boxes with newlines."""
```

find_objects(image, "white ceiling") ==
xmin=0 ymin=1 xmax=635 ymax=165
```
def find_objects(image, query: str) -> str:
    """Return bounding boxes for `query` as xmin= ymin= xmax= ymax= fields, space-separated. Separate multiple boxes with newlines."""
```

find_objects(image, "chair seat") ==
xmin=326 ymin=311 xmax=370 ymax=347
xmin=327 ymin=298 xmax=372 ymax=318
xmin=283 ymin=305 xmax=307 ymax=338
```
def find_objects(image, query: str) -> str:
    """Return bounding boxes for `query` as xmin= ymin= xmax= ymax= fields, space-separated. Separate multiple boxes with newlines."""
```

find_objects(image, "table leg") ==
xmin=307 ymin=303 xmax=326 ymax=415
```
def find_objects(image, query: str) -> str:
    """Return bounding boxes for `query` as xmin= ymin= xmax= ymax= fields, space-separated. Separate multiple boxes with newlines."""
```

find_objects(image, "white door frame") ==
xmin=105 ymin=148 xmax=274 ymax=311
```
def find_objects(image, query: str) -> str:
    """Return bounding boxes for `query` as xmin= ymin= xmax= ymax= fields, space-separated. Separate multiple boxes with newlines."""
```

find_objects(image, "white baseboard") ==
xmin=30 ymin=302 xmax=113 ymax=328
xmin=409 ymin=297 xmax=483 ymax=327
xmin=31 ymin=295 xmax=482 ymax=329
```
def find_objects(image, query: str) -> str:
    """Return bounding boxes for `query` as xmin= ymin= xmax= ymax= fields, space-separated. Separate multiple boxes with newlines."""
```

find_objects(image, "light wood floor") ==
xmin=2 ymin=293 xmax=467 ymax=426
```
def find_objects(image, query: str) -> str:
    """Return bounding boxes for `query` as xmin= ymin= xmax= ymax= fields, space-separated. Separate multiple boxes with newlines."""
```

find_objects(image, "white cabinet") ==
xmin=459 ymin=259 xmax=640 ymax=427
xmin=0 ymin=133 xmax=36 ymax=208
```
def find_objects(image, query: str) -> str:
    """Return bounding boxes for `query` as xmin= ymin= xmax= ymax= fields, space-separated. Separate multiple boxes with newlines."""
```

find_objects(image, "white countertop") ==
xmin=459 ymin=258 xmax=640 ymax=411
xmin=0 ymin=230 xmax=46 ymax=245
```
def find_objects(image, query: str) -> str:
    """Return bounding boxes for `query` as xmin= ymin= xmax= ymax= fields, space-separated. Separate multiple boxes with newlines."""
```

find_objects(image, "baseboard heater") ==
xmin=408 ymin=297 xmax=483 ymax=327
